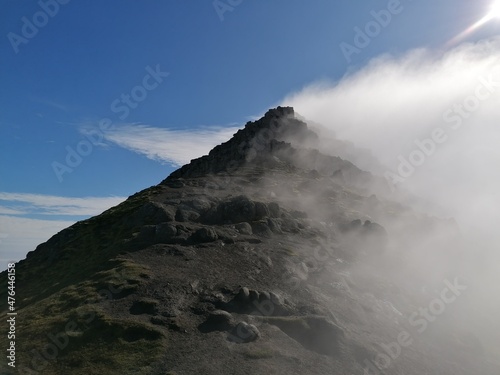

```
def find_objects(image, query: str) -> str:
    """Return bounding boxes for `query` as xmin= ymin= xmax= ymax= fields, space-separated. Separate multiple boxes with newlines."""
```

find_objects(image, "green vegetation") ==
xmin=241 ymin=347 xmax=275 ymax=360
xmin=280 ymin=246 xmax=298 ymax=256
xmin=262 ymin=316 xmax=343 ymax=356
xmin=1 ymin=257 xmax=165 ymax=375
xmin=0 ymin=186 xmax=169 ymax=375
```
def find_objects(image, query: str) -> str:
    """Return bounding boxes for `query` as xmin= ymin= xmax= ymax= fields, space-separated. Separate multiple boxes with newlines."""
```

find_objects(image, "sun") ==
xmin=487 ymin=0 xmax=500 ymax=20
xmin=446 ymin=0 xmax=500 ymax=46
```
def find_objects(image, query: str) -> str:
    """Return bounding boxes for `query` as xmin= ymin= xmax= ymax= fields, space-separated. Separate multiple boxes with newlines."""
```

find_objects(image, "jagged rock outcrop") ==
xmin=166 ymin=107 xmax=317 ymax=179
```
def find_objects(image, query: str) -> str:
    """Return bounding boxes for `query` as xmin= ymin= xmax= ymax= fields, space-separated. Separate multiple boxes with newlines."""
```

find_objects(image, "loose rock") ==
xmin=205 ymin=310 xmax=235 ymax=331
xmin=228 ymin=321 xmax=260 ymax=343
xmin=235 ymin=222 xmax=253 ymax=235
xmin=193 ymin=227 xmax=218 ymax=242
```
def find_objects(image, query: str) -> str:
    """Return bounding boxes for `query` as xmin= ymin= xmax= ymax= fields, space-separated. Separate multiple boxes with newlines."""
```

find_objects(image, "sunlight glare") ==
xmin=488 ymin=0 xmax=500 ymax=20
xmin=445 ymin=1 xmax=500 ymax=47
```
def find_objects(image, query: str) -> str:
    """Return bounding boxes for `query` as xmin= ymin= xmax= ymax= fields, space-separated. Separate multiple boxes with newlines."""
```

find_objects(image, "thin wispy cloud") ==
xmin=0 ymin=193 xmax=127 ymax=269
xmin=30 ymin=97 xmax=70 ymax=112
xmin=0 ymin=192 xmax=126 ymax=216
xmin=102 ymin=124 xmax=240 ymax=166
xmin=0 ymin=207 xmax=26 ymax=215
xmin=0 ymin=215 xmax=75 ymax=271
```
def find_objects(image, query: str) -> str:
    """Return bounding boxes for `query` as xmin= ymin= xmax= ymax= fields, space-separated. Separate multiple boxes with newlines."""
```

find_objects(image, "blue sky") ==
xmin=1 ymin=0 xmax=500 ymax=269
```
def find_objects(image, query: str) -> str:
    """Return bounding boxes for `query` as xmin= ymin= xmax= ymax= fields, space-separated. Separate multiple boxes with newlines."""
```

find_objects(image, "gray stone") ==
xmin=128 ymin=202 xmax=174 ymax=228
xmin=268 ymin=202 xmax=280 ymax=218
xmin=236 ymin=287 xmax=250 ymax=303
xmin=248 ymin=289 xmax=260 ymax=302
xmin=267 ymin=218 xmax=282 ymax=233
xmin=259 ymin=291 xmax=271 ymax=302
xmin=180 ymin=209 xmax=199 ymax=222
xmin=251 ymin=221 xmax=273 ymax=237
xmin=280 ymin=217 xmax=300 ymax=233
xmin=269 ymin=292 xmax=283 ymax=306
xmin=164 ymin=179 xmax=185 ymax=188
xmin=188 ymin=198 xmax=212 ymax=212
xmin=155 ymin=223 xmax=177 ymax=242
xmin=235 ymin=222 xmax=252 ymax=235
xmin=194 ymin=227 xmax=218 ymax=242
xmin=217 ymin=195 xmax=256 ymax=223
xmin=254 ymin=202 xmax=270 ymax=220
xmin=228 ymin=322 xmax=260 ymax=343
xmin=206 ymin=310 xmax=234 ymax=330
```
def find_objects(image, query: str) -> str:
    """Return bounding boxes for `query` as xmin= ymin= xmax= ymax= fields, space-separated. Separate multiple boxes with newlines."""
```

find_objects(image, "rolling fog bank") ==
xmin=279 ymin=39 xmax=500 ymax=363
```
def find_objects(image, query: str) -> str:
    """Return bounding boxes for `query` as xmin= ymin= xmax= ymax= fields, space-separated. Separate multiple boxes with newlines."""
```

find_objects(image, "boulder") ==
xmin=269 ymin=292 xmax=283 ymax=306
xmin=280 ymin=217 xmax=300 ymax=233
xmin=193 ymin=227 xmax=218 ymax=243
xmin=254 ymin=202 xmax=270 ymax=220
xmin=248 ymin=289 xmax=260 ymax=302
xmin=235 ymin=287 xmax=250 ymax=303
xmin=176 ymin=209 xmax=200 ymax=222
xmin=163 ymin=179 xmax=185 ymax=188
xmin=235 ymin=222 xmax=253 ymax=235
xmin=362 ymin=220 xmax=388 ymax=251
xmin=340 ymin=219 xmax=362 ymax=233
xmin=205 ymin=310 xmax=235 ymax=331
xmin=268 ymin=202 xmax=281 ymax=218
xmin=127 ymin=202 xmax=174 ymax=228
xmin=362 ymin=220 xmax=386 ymax=235
xmin=187 ymin=198 xmax=212 ymax=212
xmin=217 ymin=195 xmax=256 ymax=223
xmin=155 ymin=223 xmax=177 ymax=242
xmin=267 ymin=218 xmax=282 ymax=234
xmin=258 ymin=291 xmax=271 ymax=302
xmin=228 ymin=322 xmax=260 ymax=343
xmin=251 ymin=221 xmax=273 ymax=237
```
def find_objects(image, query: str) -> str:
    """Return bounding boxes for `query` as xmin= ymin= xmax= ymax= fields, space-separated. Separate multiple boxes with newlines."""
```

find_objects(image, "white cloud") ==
xmin=282 ymin=38 xmax=500 ymax=230
xmin=0 ymin=207 xmax=26 ymax=215
xmin=30 ymin=96 xmax=70 ymax=112
xmin=101 ymin=124 xmax=240 ymax=166
xmin=282 ymin=39 xmax=500 ymax=339
xmin=0 ymin=192 xmax=126 ymax=216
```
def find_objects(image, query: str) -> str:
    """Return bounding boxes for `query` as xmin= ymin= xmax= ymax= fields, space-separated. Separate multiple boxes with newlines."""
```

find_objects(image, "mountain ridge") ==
xmin=0 ymin=107 xmax=496 ymax=375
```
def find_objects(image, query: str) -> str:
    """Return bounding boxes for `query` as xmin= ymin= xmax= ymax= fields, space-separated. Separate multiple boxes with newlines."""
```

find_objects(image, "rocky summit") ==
xmin=1 ymin=107 xmax=498 ymax=375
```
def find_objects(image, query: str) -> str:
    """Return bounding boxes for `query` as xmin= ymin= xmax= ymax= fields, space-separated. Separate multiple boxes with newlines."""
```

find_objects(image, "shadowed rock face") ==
xmin=0 ymin=107 xmax=495 ymax=375
xmin=167 ymin=107 xmax=319 ymax=180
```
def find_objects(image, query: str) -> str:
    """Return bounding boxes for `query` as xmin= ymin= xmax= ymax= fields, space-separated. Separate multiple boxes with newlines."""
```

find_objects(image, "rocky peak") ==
xmin=166 ymin=106 xmax=318 ymax=180
xmin=2 ymin=106 xmax=492 ymax=375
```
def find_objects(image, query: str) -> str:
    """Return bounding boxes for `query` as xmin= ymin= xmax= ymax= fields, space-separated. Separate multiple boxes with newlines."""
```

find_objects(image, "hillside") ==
xmin=1 ymin=107 xmax=497 ymax=375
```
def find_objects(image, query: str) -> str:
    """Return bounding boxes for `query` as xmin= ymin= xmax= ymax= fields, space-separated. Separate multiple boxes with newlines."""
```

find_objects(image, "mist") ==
xmin=275 ymin=38 xmax=500 ymax=368
xmin=283 ymin=38 xmax=500 ymax=230
xmin=281 ymin=37 xmax=499 ymax=258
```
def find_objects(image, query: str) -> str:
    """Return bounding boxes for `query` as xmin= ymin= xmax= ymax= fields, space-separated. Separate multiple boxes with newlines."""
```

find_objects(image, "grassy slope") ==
xmin=0 ymin=186 xmax=169 ymax=375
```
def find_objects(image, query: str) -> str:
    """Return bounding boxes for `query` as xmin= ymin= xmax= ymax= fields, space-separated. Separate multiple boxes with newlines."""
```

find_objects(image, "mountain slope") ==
xmin=1 ymin=107 xmax=497 ymax=375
